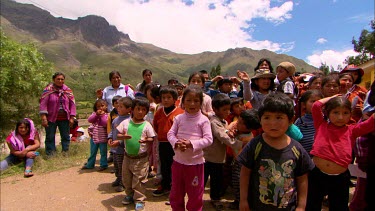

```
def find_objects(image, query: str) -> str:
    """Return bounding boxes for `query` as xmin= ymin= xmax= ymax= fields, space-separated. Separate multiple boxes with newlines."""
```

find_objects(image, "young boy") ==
xmin=107 ymin=95 xmax=122 ymax=163
xmin=225 ymin=97 xmax=245 ymax=125
xmin=207 ymin=77 xmax=238 ymax=99
xmin=237 ymin=93 xmax=314 ymax=210
xmin=107 ymin=97 xmax=132 ymax=192
xmin=275 ymin=62 xmax=297 ymax=101
xmin=152 ymin=85 xmax=184 ymax=197
xmin=229 ymin=109 xmax=262 ymax=209
xmin=117 ymin=97 xmax=156 ymax=210
xmin=203 ymin=93 xmax=242 ymax=209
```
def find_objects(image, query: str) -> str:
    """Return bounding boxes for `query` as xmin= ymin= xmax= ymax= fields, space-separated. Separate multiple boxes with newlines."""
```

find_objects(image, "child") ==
xmin=82 ymin=99 xmax=109 ymax=171
xmin=152 ymin=85 xmax=184 ymax=197
xmin=0 ymin=118 xmax=40 ymax=177
xmin=294 ymin=90 xmax=323 ymax=157
xmin=107 ymin=97 xmax=133 ymax=192
xmin=174 ymin=82 xmax=184 ymax=107
xmin=76 ymin=127 xmax=88 ymax=142
xmin=167 ymin=85 xmax=213 ymax=211
xmin=225 ymin=97 xmax=245 ymax=124
xmin=229 ymin=109 xmax=262 ymax=209
xmin=70 ymin=118 xmax=79 ymax=142
xmin=203 ymin=93 xmax=242 ymax=209
xmin=107 ymin=95 xmax=122 ymax=163
xmin=117 ymin=97 xmax=156 ymax=210
xmin=275 ymin=62 xmax=297 ymax=101
xmin=306 ymin=95 xmax=375 ymax=210
xmin=188 ymin=72 xmax=214 ymax=117
xmin=237 ymin=93 xmax=315 ymax=210
xmin=207 ymin=77 xmax=238 ymax=99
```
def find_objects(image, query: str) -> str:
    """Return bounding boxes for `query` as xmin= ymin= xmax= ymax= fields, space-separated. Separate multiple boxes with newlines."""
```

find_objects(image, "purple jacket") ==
xmin=39 ymin=84 xmax=76 ymax=122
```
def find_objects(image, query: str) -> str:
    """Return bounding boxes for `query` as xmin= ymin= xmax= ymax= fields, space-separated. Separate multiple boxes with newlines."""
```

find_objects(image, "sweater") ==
xmin=204 ymin=115 xmax=242 ymax=163
xmin=167 ymin=111 xmax=213 ymax=165
xmin=311 ymin=101 xmax=375 ymax=168
xmin=88 ymin=112 xmax=108 ymax=144
xmin=108 ymin=114 xmax=131 ymax=154
xmin=153 ymin=106 xmax=184 ymax=142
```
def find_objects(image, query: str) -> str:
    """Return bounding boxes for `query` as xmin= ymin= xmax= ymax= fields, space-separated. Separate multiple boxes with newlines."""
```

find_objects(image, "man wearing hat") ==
xmin=275 ymin=62 xmax=297 ymax=101
xmin=206 ymin=77 xmax=238 ymax=98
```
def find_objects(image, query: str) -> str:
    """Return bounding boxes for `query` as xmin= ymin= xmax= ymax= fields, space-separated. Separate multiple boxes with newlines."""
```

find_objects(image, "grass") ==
xmin=0 ymin=141 xmax=90 ymax=179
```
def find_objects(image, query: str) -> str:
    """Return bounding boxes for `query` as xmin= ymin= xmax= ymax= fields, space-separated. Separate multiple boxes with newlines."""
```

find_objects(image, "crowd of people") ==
xmin=1 ymin=58 xmax=375 ymax=211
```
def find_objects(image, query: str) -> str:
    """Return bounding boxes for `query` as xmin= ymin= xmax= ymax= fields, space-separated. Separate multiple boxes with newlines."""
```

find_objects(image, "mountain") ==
xmin=0 ymin=0 xmax=317 ymax=101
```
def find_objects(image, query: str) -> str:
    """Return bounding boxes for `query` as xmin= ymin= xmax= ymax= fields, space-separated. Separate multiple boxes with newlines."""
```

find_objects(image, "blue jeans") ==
xmin=45 ymin=120 xmax=70 ymax=155
xmin=0 ymin=154 xmax=34 ymax=171
xmin=85 ymin=138 xmax=108 ymax=168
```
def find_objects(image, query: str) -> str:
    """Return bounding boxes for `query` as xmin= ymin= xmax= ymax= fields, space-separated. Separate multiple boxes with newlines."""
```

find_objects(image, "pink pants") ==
xmin=170 ymin=161 xmax=204 ymax=211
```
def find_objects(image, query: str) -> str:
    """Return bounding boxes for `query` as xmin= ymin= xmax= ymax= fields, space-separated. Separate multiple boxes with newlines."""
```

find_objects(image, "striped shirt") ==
xmin=294 ymin=113 xmax=315 ymax=157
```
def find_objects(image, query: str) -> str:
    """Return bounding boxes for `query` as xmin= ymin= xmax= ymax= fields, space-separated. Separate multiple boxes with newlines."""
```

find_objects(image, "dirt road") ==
xmin=0 ymin=164 xmax=228 ymax=211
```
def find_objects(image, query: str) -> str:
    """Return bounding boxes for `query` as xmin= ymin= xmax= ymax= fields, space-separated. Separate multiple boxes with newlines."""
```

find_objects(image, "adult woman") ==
xmin=340 ymin=64 xmax=368 ymax=122
xmin=40 ymin=72 xmax=76 ymax=156
xmin=254 ymin=58 xmax=274 ymax=73
xmin=96 ymin=70 xmax=135 ymax=112
xmin=0 ymin=118 xmax=40 ymax=177
xmin=135 ymin=69 xmax=153 ymax=95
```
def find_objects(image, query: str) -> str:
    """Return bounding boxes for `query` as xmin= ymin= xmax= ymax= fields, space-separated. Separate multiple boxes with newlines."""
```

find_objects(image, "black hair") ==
xmin=132 ymin=96 xmax=150 ymax=113
xmin=112 ymin=95 xmax=122 ymax=105
xmin=71 ymin=118 xmax=79 ymax=128
xmin=159 ymin=85 xmax=178 ymax=100
xmin=15 ymin=119 xmax=31 ymax=135
xmin=250 ymin=77 xmax=275 ymax=91
xmin=181 ymin=85 xmax=203 ymax=106
xmin=297 ymin=90 xmax=323 ymax=119
xmin=144 ymin=82 xmax=158 ymax=96
xmin=258 ymin=92 xmax=295 ymax=121
xmin=240 ymin=109 xmax=261 ymax=130
xmin=199 ymin=70 xmax=208 ymax=75
xmin=150 ymin=84 xmax=161 ymax=100
xmin=321 ymin=74 xmax=339 ymax=88
xmin=324 ymin=96 xmax=351 ymax=120
xmin=109 ymin=70 xmax=121 ymax=81
xmin=229 ymin=97 xmax=244 ymax=112
xmin=52 ymin=72 xmax=65 ymax=80
xmin=307 ymin=75 xmax=322 ymax=88
xmin=93 ymin=99 xmax=107 ymax=112
xmin=352 ymin=69 xmax=363 ymax=84
xmin=339 ymin=72 xmax=354 ymax=82
xmin=254 ymin=58 xmax=274 ymax=73
xmin=217 ymin=78 xmax=233 ymax=87
xmin=188 ymin=72 xmax=206 ymax=84
xmin=118 ymin=96 xmax=133 ymax=108
xmin=211 ymin=93 xmax=231 ymax=109
xmin=139 ymin=69 xmax=153 ymax=93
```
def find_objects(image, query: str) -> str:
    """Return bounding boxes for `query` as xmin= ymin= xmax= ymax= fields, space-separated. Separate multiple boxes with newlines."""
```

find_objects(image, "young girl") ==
xmin=0 ymin=118 xmax=40 ymax=177
xmin=82 ymin=99 xmax=109 ymax=171
xmin=188 ymin=72 xmax=214 ymax=117
xmin=294 ymin=90 xmax=323 ymax=157
xmin=167 ymin=85 xmax=213 ymax=211
xmin=306 ymin=95 xmax=375 ymax=210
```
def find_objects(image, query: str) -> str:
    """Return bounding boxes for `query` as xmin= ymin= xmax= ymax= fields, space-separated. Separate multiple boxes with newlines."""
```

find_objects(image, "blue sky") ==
xmin=15 ymin=0 xmax=374 ymax=69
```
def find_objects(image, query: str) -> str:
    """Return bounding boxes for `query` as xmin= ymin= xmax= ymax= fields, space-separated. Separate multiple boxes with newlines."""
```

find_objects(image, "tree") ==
xmin=318 ymin=62 xmax=331 ymax=75
xmin=345 ymin=19 xmax=375 ymax=65
xmin=0 ymin=30 xmax=53 ymax=141
xmin=210 ymin=64 xmax=221 ymax=78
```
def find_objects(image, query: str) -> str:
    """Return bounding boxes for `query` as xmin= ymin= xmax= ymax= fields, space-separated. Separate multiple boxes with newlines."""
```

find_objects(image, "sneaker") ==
xmin=135 ymin=201 xmax=145 ymax=211
xmin=152 ymin=187 xmax=170 ymax=197
xmin=98 ymin=166 xmax=107 ymax=171
xmin=122 ymin=196 xmax=134 ymax=205
xmin=165 ymin=199 xmax=170 ymax=205
xmin=115 ymin=185 xmax=124 ymax=192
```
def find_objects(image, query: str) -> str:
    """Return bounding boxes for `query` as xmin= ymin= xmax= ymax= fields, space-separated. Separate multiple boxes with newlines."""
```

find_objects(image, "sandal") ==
xmin=24 ymin=169 xmax=34 ymax=178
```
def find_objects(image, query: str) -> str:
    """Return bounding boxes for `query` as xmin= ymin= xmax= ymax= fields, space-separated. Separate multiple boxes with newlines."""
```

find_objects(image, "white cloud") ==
xmin=15 ymin=0 xmax=294 ymax=54
xmin=306 ymin=49 xmax=357 ymax=69
xmin=316 ymin=38 xmax=327 ymax=44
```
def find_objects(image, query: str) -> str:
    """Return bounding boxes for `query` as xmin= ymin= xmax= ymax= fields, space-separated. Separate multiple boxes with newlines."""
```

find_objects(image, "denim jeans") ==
xmin=0 ymin=154 xmax=34 ymax=171
xmin=45 ymin=120 xmax=70 ymax=155
xmin=85 ymin=138 xmax=108 ymax=168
